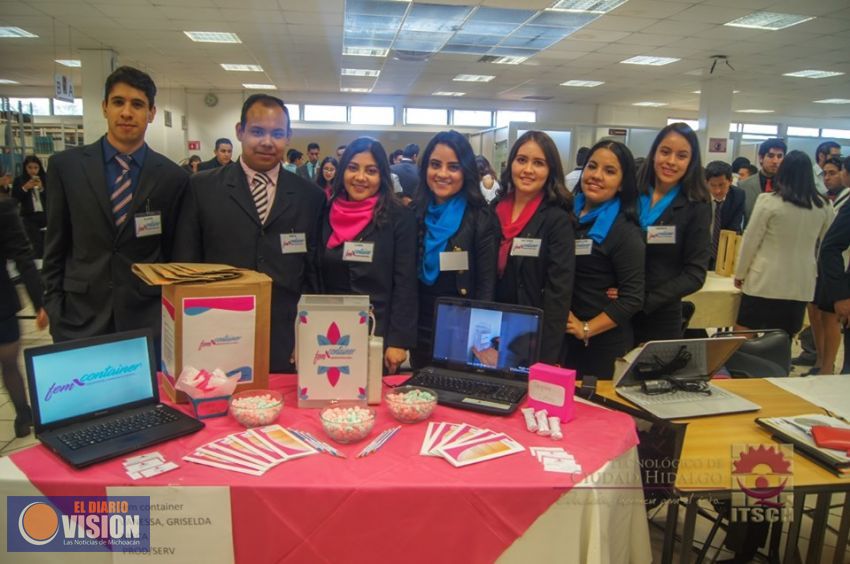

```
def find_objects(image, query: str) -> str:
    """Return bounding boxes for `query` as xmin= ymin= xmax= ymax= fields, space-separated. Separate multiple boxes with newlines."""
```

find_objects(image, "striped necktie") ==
xmin=251 ymin=172 xmax=271 ymax=223
xmin=711 ymin=200 xmax=723 ymax=259
xmin=112 ymin=154 xmax=133 ymax=227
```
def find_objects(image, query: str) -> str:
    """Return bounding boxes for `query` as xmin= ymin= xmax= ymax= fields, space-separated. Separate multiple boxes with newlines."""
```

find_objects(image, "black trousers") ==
xmin=632 ymin=302 xmax=684 ymax=345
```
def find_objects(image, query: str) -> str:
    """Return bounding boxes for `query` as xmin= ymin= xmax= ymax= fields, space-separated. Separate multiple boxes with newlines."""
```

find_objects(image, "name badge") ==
xmin=439 ymin=251 xmax=469 ymax=271
xmin=343 ymin=241 xmax=374 ymax=263
xmin=134 ymin=212 xmax=162 ymax=238
xmin=281 ymin=232 xmax=307 ymax=254
xmin=575 ymin=239 xmax=593 ymax=256
xmin=510 ymin=237 xmax=542 ymax=257
xmin=647 ymin=225 xmax=676 ymax=245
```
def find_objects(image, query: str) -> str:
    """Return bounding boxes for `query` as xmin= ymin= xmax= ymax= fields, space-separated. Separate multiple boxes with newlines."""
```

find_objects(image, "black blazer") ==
xmin=173 ymin=162 xmax=325 ymax=372
xmin=716 ymin=186 xmax=745 ymax=234
xmin=0 ymin=197 xmax=43 ymax=320
xmin=390 ymin=161 xmax=418 ymax=198
xmin=817 ymin=202 xmax=850 ymax=307
xmin=196 ymin=157 xmax=223 ymax=172
xmin=319 ymin=201 xmax=418 ymax=349
xmin=643 ymin=192 xmax=711 ymax=314
xmin=416 ymin=204 xmax=500 ymax=302
xmin=11 ymin=173 xmax=47 ymax=216
xmin=42 ymin=138 xmax=188 ymax=342
xmin=496 ymin=199 xmax=575 ymax=364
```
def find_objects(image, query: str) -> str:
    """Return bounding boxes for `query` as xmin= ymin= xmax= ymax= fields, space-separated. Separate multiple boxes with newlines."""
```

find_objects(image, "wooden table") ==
xmin=684 ymin=272 xmax=741 ymax=329
xmin=590 ymin=379 xmax=850 ymax=564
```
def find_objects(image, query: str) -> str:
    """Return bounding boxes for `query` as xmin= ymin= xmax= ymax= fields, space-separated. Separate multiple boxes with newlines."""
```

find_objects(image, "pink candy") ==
xmin=229 ymin=392 xmax=282 ymax=427
xmin=385 ymin=387 xmax=437 ymax=424
xmin=321 ymin=406 xmax=375 ymax=444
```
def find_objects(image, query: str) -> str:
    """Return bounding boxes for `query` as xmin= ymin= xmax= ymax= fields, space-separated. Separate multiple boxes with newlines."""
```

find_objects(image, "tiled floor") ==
xmin=1 ymin=283 xmax=847 ymax=562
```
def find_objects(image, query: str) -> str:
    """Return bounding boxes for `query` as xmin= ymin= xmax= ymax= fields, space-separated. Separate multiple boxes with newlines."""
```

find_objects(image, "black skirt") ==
xmin=0 ymin=315 xmax=20 ymax=345
xmin=736 ymin=294 xmax=807 ymax=338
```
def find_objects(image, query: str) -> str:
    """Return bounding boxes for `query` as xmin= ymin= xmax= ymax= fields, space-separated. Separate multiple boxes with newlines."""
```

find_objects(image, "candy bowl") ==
xmin=229 ymin=389 xmax=283 ymax=428
xmin=385 ymin=386 xmax=437 ymax=424
xmin=320 ymin=402 xmax=376 ymax=444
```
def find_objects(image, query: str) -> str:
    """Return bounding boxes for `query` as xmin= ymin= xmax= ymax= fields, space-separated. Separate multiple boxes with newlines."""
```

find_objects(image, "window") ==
xmin=404 ymin=107 xmax=448 ymax=126
xmin=495 ymin=110 xmax=536 ymax=127
xmin=285 ymin=103 xmax=300 ymax=121
xmin=53 ymin=98 xmax=83 ymax=116
xmin=729 ymin=122 xmax=741 ymax=133
xmin=821 ymin=128 xmax=850 ymax=139
xmin=667 ymin=118 xmax=699 ymax=130
xmin=453 ymin=110 xmax=492 ymax=127
xmin=6 ymin=97 xmax=50 ymax=116
xmin=303 ymin=104 xmax=346 ymax=122
xmin=742 ymin=123 xmax=778 ymax=135
xmin=786 ymin=126 xmax=819 ymax=137
xmin=350 ymin=106 xmax=394 ymax=126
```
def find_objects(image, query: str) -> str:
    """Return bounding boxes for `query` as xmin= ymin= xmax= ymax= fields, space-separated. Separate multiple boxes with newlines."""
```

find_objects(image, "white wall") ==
xmin=144 ymin=88 xmax=188 ymax=163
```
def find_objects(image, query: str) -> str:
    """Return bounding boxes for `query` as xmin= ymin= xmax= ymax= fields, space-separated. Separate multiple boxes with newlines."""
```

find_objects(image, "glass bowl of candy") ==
xmin=229 ymin=389 xmax=283 ymax=428
xmin=384 ymin=386 xmax=438 ymax=423
xmin=320 ymin=402 xmax=376 ymax=444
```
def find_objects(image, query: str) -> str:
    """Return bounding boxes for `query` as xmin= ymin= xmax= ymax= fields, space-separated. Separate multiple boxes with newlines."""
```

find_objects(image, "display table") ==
xmin=684 ymin=272 xmax=741 ymax=329
xmin=1 ymin=375 xmax=651 ymax=564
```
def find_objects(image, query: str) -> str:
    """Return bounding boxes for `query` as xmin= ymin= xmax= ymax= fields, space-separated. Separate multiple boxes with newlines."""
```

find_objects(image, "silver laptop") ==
xmin=613 ymin=337 xmax=760 ymax=419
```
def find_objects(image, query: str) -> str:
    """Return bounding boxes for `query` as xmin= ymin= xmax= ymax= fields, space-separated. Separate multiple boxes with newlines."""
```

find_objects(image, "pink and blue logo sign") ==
xmin=313 ymin=322 xmax=355 ymax=387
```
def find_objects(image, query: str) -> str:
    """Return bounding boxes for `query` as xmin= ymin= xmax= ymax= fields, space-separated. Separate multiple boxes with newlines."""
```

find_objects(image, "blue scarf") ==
xmin=420 ymin=194 xmax=467 ymax=286
xmin=574 ymin=193 xmax=621 ymax=244
xmin=639 ymin=185 xmax=680 ymax=230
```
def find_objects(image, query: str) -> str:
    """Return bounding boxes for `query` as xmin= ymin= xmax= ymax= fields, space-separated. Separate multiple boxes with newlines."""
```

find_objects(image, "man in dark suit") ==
xmin=197 ymin=138 xmax=233 ymax=171
xmin=390 ymin=143 xmax=419 ymax=204
xmin=173 ymin=94 xmax=325 ymax=372
xmin=42 ymin=66 xmax=188 ymax=344
xmin=296 ymin=142 xmax=320 ymax=181
xmin=705 ymin=161 xmax=745 ymax=269
xmin=739 ymin=138 xmax=786 ymax=226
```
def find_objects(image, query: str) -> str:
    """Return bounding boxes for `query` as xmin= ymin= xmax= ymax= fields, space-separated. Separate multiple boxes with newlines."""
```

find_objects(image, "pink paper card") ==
xmin=437 ymin=434 xmax=525 ymax=467
xmin=432 ymin=423 xmax=484 ymax=452
xmin=206 ymin=437 xmax=277 ymax=469
xmin=251 ymin=425 xmax=318 ymax=460
xmin=195 ymin=446 xmax=271 ymax=471
xmin=527 ymin=363 xmax=576 ymax=423
xmin=231 ymin=431 xmax=286 ymax=463
xmin=423 ymin=423 xmax=462 ymax=457
xmin=183 ymin=452 xmax=266 ymax=476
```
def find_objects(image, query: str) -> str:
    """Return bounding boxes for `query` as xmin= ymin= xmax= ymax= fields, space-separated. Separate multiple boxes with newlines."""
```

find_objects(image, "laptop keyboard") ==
xmin=408 ymin=369 xmax=525 ymax=404
xmin=57 ymin=407 xmax=181 ymax=450
xmin=623 ymin=384 xmax=734 ymax=405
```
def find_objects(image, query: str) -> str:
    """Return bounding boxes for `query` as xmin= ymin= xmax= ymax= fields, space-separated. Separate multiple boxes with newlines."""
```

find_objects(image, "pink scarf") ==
xmin=327 ymin=195 xmax=378 ymax=249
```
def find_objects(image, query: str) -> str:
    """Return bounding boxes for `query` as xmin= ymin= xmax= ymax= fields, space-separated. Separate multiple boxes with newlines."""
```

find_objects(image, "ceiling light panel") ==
xmin=0 ymin=79 xmax=20 ymax=84
xmin=0 ymin=27 xmax=38 ymax=38
xmin=633 ymin=101 xmax=667 ymax=107
xmin=242 ymin=84 xmax=275 ymax=89
xmin=343 ymin=47 xmax=389 ymax=57
xmin=453 ymin=74 xmax=495 ymax=82
xmin=561 ymin=80 xmax=604 ymax=87
xmin=433 ymin=91 xmax=466 ymax=96
xmin=549 ymin=0 xmax=628 ymax=14
xmin=341 ymin=87 xmax=372 ymax=93
xmin=736 ymin=109 xmax=774 ymax=113
xmin=184 ymin=31 xmax=241 ymax=43
xmin=341 ymin=68 xmax=380 ymax=77
xmin=783 ymin=70 xmax=844 ymax=79
xmin=620 ymin=55 xmax=680 ymax=65
xmin=814 ymin=98 xmax=850 ymax=104
xmin=55 ymin=59 xmax=81 ymax=68
xmin=724 ymin=12 xmax=814 ymax=31
xmin=220 ymin=64 xmax=263 ymax=72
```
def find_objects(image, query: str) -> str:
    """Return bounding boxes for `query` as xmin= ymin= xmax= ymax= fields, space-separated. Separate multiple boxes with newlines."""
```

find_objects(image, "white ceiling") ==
xmin=2 ymin=0 xmax=850 ymax=120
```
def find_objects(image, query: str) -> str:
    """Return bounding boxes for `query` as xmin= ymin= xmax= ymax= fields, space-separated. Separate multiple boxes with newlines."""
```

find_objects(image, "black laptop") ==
xmin=405 ymin=298 xmax=543 ymax=415
xmin=25 ymin=329 xmax=204 ymax=468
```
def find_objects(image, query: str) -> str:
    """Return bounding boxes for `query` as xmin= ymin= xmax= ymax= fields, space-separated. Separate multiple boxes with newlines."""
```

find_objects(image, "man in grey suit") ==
xmin=739 ymin=138 xmax=786 ymax=227
xmin=173 ymin=94 xmax=325 ymax=372
xmin=43 ymin=66 xmax=188 ymax=344
xmin=296 ymin=142 xmax=320 ymax=181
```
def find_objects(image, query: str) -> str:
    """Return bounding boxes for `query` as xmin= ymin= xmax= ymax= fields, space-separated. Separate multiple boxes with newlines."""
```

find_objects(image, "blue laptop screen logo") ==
xmin=32 ymin=337 xmax=154 ymax=425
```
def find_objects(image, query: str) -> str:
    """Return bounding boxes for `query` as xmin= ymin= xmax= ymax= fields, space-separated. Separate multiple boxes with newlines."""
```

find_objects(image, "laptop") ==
xmin=404 ymin=298 xmax=543 ymax=415
xmin=613 ymin=337 xmax=761 ymax=419
xmin=25 ymin=329 xmax=204 ymax=468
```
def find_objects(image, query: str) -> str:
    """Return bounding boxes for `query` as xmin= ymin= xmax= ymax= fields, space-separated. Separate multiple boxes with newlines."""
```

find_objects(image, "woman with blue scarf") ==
xmin=630 ymin=122 xmax=710 ymax=343
xmin=561 ymin=141 xmax=645 ymax=379
xmin=411 ymin=131 xmax=499 ymax=369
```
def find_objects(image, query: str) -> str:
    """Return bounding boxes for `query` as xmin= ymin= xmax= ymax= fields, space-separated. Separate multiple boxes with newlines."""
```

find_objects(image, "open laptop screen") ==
xmin=431 ymin=299 xmax=542 ymax=377
xmin=27 ymin=333 xmax=156 ymax=426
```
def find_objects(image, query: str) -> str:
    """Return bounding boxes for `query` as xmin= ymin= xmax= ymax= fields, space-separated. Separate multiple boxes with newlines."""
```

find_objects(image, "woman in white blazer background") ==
xmin=735 ymin=150 xmax=834 ymax=338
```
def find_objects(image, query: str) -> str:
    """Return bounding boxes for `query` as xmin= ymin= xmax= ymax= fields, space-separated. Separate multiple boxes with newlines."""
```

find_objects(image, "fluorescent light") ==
xmin=433 ymin=91 xmax=466 ymax=96
xmin=561 ymin=80 xmax=604 ymax=87
xmin=549 ymin=0 xmax=627 ymax=14
xmin=736 ymin=109 xmax=774 ymax=113
xmin=242 ymin=83 xmax=275 ymax=89
xmin=0 ymin=27 xmax=38 ymax=38
xmin=453 ymin=74 xmax=495 ymax=82
xmin=620 ymin=56 xmax=680 ymax=66
xmin=783 ymin=69 xmax=844 ymax=79
xmin=342 ymin=47 xmax=389 ymax=57
xmin=340 ymin=87 xmax=372 ymax=93
xmin=633 ymin=101 xmax=667 ymax=107
xmin=55 ymin=59 xmax=81 ymax=68
xmin=724 ymin=12 xmax=814 ymax=31
xmin=220 ymin=64 xmax=263 ymax=72
xmin=184 ymin=31 xmax=241 ymax=43
xmin=0 ymin=79 xmax=20 ymax=84
xmin=692 ymin=89 xmax=740 ymax=94
xmin=491 ymin=56 xmax=528 ymax=65
xmin=814 ymin=98 xmax=850 ymax=104
xmin=341 ymin=68 xmax=380 ymax=77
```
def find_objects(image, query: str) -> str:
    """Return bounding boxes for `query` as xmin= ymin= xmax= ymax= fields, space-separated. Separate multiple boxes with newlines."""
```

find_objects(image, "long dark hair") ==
xmin=476 ymin=155 xmax=497 ymax=178
xmin=577 ymin=140 xmax=639 ymax=224
xmin=497 ymin=130 xmax=573 ymax=213
xmin=638 ymin=122 xmax=709 ymax=203
xmin=317 ymin=156 xmax=338 ymax=190
xmin=774 ymin=150 xmax=827 ymax=209
xmin=331 ymin=136 xmax=399 ymax=224
xmin=18 ymin=155 xmax=46 ymax=184
xmin=414 ymin=130 xmax=485 ymax=212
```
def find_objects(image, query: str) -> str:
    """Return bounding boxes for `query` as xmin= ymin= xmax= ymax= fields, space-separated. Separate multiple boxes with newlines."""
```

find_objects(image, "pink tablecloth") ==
xmin=11 ymin=374 xmax=639 ymax=563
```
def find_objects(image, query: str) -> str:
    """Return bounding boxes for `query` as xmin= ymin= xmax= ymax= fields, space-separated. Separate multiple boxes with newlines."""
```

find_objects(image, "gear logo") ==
xmin=731 ymin=444 xmax=794 ymax=523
